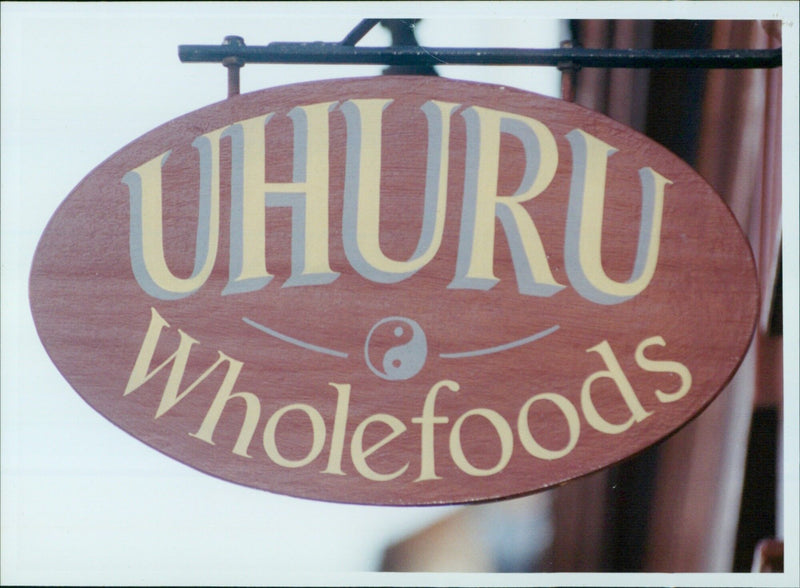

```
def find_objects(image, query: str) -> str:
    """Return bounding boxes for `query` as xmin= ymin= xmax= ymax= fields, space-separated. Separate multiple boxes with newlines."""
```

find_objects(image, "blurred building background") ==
xmin=377 ymin=18 xmax=784 ymax=574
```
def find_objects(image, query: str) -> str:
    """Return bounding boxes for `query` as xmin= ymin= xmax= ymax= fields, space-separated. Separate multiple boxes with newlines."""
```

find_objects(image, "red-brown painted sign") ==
xmin=30 ymin=76 xmax=758 ymax=505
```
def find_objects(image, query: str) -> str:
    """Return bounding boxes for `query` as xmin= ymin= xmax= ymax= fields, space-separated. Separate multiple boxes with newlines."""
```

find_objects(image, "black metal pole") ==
xmin=179 ymin=43 xmax=782 ymax=69
xmin=340 ymin=19 xmax=381 ymax=46
xmin=221 ymin=36 xmax=245 ymax=98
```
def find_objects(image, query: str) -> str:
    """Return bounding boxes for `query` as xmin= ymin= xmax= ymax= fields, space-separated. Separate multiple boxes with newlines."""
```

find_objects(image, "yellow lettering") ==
xmin=321 ymin=383 xmax=351 ymax=475
xmin=189 ymin=382 xmax=260 ymax=458
xmin=518 ymin=393 xmax=580 ymax=460
xmin=340 ymin=99 xmax=459 ymax=282
xmin=351 ymin=413 xmax=409 ymax=482
xmin=123 ymin=127 xmax=225 ymax=300
xmin=581 ymin=340 xmax=653 ymax=434
xmin=224 ymin=103 xmax=338 ymax=294
xmin=449 ymin=408 xmax=513 ymax=476
xmin=262 ymin=404 xmax=326 ymax=467
xmin=635 ymin=335 xmax=692 ymax=403
xmin=412 ymin=379 xmax=459 ymax=482
xmin=565 ymin=128 xmax=672 ymax=304
xmin=450 ymin=105 xmax=563 ymax=296
xmin=125 ymin=307 xmax=257 ymax=457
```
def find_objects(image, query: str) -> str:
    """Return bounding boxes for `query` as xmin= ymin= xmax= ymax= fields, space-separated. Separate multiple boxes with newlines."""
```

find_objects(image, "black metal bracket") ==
xmin=179 ymin=19 xmax=782 ymax=98
xmin=181 ymin=42 xmax=782 ymax=69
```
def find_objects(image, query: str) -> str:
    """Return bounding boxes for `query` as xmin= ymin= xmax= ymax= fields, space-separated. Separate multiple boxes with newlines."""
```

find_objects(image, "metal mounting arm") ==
xmin=180 ymin=18 xmax=782 ymax=98
xmin=179 ymin=42 xmax=782 ymax=69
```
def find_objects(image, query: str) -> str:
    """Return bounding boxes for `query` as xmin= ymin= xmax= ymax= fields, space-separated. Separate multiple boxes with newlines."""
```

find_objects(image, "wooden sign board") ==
xmin=29 ymin=76 xmax=759 ymax=505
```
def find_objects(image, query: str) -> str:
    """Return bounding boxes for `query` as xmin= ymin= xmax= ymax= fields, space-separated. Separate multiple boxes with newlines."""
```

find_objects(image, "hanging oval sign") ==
xmin=30 ymin=76 xmax=759 ymax=505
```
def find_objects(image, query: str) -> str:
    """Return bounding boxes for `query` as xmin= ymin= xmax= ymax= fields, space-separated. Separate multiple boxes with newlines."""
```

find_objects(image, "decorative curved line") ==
xmin=439 ymin=325 xmax=560 ymax=359
xmin=242 ymin=317 xmax=348 ymax=358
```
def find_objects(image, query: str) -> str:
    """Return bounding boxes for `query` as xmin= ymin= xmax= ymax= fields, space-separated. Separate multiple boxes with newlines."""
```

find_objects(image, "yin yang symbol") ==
xmin=364 ymin=317 xmax=428 ymax=381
